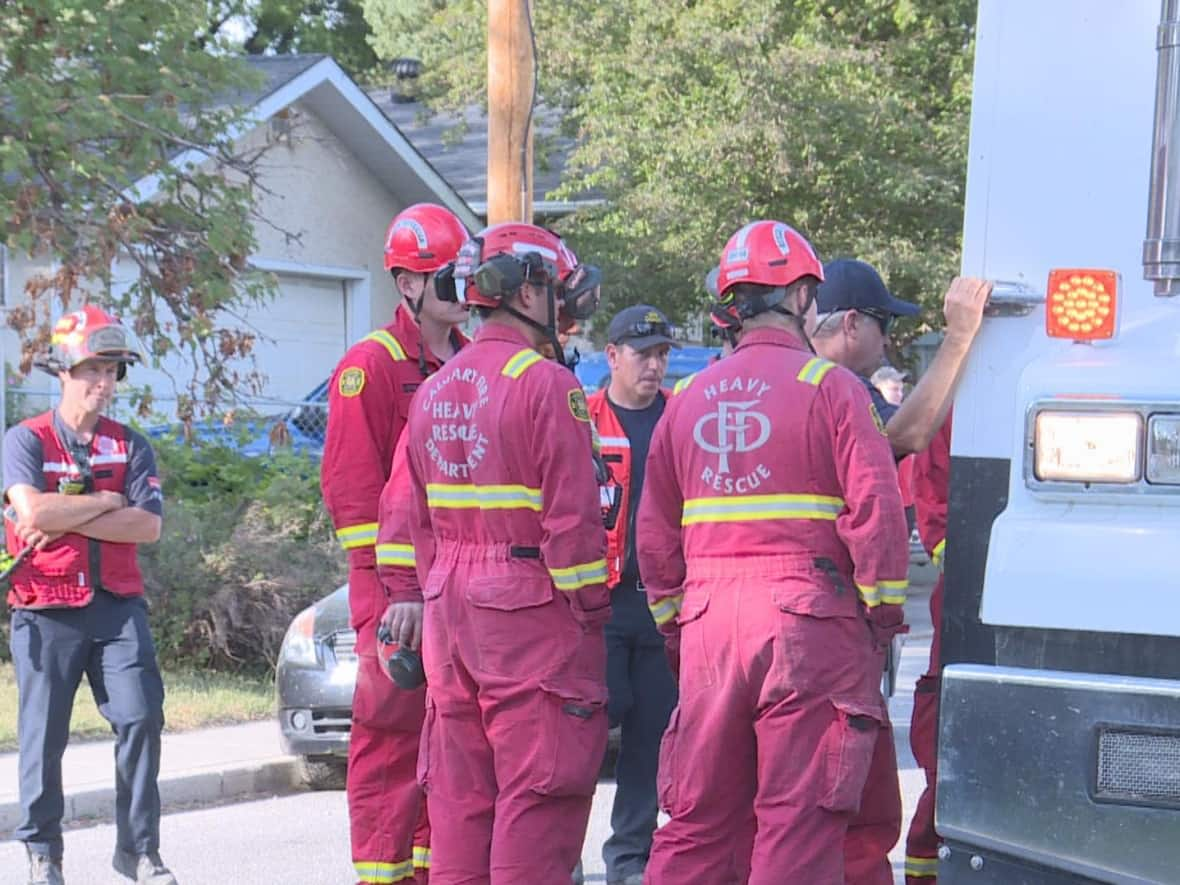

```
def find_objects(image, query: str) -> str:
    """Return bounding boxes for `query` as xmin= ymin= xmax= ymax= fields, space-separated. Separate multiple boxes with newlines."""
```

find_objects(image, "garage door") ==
xmin=242 ymin=274 xmax=348 ymax=403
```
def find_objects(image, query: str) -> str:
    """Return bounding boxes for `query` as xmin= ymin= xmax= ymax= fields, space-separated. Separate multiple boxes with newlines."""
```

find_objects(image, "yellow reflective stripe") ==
xmin=681 ymin=494 xmax=844 ymax=525
xmin=376 ymin=542 xmax=415 ymax=567
xmin=856 ymin=579 xmax=908 ymax=608
xmin=797 ymin=357 xmax=836 ymax=386
xmin=904 ymin=855 xmax=939 ymax=877
xmin=354 ymin=859 xmax=415 ymax=883
xmin=649 ymin=594 xmax=683 ymax=627
xmin=932 ymin=538 xmax=946 ymax=569
xmin=857 ymin=583 xmax=882 ymax=608
xmin=673 ymin=373 xmax=697 ymax=394
xmin=412 ymin=846 xmax=431 ymax=869
xmin=549 ymin=558 xmax=608 ymax=591
xmin=502 ymin=348 xmax=544 ymax=378
xmin=880 ymin=578 xmax=909 ymax=606
xmin=336 ymin=522 xmax=379 ymax=549
xmin=425 ymin=483 xmax=542 ymax=511
xmin=364 ymin=329 xmax=408 ymax=362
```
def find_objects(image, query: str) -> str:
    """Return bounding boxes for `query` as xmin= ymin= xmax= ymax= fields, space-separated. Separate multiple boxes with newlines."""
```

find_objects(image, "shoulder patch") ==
xmin=339 ymin=367 xmax=366 ymax=398
xmin=869 ymin=402 xmax=887 ymax=435
xmin=568 ymin=388 xmax=591 ymax=422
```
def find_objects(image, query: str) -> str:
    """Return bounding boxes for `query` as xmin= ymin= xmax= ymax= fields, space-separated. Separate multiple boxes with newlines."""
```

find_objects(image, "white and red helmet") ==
xmin=715 ymin=220 xmax=824 ymax=303
xmin=451 ymin=222 xmax=601 ymax=319
xmin=383 ymin=203 xmax=469 ymax=275
xmin=34 ymin=305 xmax=144 ymax=381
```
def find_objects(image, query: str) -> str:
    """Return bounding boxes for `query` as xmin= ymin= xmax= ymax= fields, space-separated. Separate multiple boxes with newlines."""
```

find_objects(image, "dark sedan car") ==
xmin=276 ymin=584 xmax=356 ymax=789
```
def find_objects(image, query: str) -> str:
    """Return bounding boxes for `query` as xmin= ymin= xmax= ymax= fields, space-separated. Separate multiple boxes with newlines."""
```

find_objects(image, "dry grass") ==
xmin=0 ymin=663 xmax=274 ymax=751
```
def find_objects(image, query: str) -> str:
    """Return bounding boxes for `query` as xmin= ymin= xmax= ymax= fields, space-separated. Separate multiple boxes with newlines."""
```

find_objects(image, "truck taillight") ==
xmin=1046 ymin=269 xmax=1119 ymax=341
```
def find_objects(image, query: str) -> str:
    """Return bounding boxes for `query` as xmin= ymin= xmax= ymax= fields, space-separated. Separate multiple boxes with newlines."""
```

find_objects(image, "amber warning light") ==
xmin=1046 ymin=269 xmax=1119 ymax=341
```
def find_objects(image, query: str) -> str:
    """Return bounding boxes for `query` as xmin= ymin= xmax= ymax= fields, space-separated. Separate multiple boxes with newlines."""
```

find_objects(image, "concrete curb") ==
xmin=0 ymin=757 xmax=299 ymax=835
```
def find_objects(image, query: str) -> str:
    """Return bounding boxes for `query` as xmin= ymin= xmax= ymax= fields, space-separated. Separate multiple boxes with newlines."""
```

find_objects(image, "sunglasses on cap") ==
xmin=857 ymin=307 xmax=895 ymax=336
xmin=614 ymin=320 xmax=674 ymax=343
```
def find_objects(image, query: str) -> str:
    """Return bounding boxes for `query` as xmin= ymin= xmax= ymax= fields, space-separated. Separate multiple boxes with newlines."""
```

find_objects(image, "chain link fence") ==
xmin=4 ymin=386 xmax=330 ymax=458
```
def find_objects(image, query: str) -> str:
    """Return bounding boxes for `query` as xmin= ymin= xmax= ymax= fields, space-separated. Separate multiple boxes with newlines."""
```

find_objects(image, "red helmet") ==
xmin=716 ymin=220 xmax=824 ymax=302
xmin=452 ymin=223 xmax=601 ymax=319
xmin=375 ymin=624 xmax=426 ymax=689
xmin=383 ymin=203 xmax=469 ymax=274
xmin=35 ymin=305 xmax=144 ymax=380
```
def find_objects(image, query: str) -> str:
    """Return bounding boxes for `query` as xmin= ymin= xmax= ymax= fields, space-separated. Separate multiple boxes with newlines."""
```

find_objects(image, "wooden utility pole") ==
xmin=487 ymin=0 xmax=534 ymax=225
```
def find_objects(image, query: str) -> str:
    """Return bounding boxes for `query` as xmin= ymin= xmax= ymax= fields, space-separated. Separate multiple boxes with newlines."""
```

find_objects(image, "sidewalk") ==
xmin=0 ymin=721 xmax=297 ymax=837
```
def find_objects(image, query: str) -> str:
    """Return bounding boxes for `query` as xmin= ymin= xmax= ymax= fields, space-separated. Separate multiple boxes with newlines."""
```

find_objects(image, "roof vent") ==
xmin=389 ymin=58 xmax=422 ymax=104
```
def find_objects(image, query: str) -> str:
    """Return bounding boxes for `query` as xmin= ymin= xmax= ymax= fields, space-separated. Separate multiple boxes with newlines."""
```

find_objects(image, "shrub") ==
xmin=138 ymin=436 xmax=346 ymax=672
xmin=0 ymin=428 xmax=346 ymax=671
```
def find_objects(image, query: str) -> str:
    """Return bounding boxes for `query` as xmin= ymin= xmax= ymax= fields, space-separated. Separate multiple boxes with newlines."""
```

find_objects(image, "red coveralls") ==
xmin=637 ymin=326 xmax=909 ymax=885
xmin=322 ymin=303 xmax=466 ymax=885
xmin=903 ymin=414 xmax=952 ymax=884
xmin=403 ymin=322 xmax=611 ymax=885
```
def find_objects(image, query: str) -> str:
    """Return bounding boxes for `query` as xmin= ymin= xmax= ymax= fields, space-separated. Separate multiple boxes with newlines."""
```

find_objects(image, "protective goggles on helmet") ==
xmin=559 ymin=264 xmax=602 ymax=320
xmin=433 ymin=237 xmax=482 ymax=305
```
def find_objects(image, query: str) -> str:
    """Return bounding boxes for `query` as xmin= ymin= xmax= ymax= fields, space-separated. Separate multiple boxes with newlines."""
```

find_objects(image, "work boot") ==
xmin=112 ymin=849 xmax=178 ymax=885
xmin=26 ymin=846 xmax=64 ymax=885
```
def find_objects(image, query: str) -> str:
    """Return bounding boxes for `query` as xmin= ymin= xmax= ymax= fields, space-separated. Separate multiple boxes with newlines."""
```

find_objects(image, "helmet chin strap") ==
xmin=503 ymin=282 xmax=568 ymax=367
xmin=759 ymin=285 xmax=817 ymax=355
xmin=403 ymin=281 xmax=432 ymax=376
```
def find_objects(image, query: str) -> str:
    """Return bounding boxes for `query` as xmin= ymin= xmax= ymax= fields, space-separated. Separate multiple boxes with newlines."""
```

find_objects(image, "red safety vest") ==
xmin=587 ymin=389 xmax=669 ymax=589
xmin=6 ymin=413 xmax=144 ymax=609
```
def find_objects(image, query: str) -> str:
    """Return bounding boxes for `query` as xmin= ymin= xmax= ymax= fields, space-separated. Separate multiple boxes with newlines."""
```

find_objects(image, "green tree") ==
xmin=1 ymin=0 xmax=279 ymax=419
xmin=210 ymin=0 xmax=379 ymax=77
xmin=363 ymin=0 xmax=977 ymax=341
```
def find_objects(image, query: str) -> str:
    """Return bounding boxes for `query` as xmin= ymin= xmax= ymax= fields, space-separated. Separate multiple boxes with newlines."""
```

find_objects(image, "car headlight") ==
xmin=280 ymin=606 xmax=320 ymax=667
xmin=1033 ymin=410 xmax=1143 ymax=483
xmin=1147 ymin=414 xmax=1180 ymax=484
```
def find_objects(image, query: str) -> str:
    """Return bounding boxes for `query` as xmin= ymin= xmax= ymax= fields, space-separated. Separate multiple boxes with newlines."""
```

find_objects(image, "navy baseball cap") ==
xmin=816 ymin=259 xmax=920 ymax=318
xmin=607 ymin=305 xmax=681 ymax=351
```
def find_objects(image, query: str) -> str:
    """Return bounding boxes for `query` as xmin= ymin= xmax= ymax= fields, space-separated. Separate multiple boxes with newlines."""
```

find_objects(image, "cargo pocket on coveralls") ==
xmin=910 ymin=675 xmax=940 ymax=772
xmin=656 ymin=706 xmax=683 ymax=816
xmin=818 ymin=697 xmax=885 ymax=814
xmin=532 ymin=678 xmax=607 ymax=798
xmin=673 ymin=589 xmax=713 ymax=691
xmin=416 ymin=695 xmax=437 ymax=794
xmin=466 ymin=573 xmax=564 ymax=678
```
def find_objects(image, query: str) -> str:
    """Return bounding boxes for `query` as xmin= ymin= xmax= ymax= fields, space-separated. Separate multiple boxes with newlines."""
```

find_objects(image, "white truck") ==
xmin=936 ymin=1 xmax=1180 ymax=881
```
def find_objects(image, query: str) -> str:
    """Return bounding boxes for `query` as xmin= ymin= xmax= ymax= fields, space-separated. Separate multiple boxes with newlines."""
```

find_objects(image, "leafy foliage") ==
xmin=363 ymin=0 xmax=977 ymax=341
xmin=139 ymin=435 xmax=344 ymax=670
xmin=210 ymin=0 xmax=380 ymax=77
xmin=0 ymin=0 xmax=282 ymax=418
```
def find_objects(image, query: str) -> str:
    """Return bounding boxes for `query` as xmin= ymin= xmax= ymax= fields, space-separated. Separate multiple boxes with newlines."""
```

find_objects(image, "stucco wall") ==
xmin=242 ymin=101 xmax=402 ymax=329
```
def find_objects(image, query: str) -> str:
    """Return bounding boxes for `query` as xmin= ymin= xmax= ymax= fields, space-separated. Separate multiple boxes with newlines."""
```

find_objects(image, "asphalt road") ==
xmin=0 ymin=564 xmax=937 ymax=884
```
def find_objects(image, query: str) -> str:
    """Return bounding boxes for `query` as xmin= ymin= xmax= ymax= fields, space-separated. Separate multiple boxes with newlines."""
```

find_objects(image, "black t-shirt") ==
xmin=3 ymin=411 xmax=164 ymax=516
xmin=861 ymin=375 xmax=900 ymax=425
xmin=608 ymin=392 xmax=666 ymax=585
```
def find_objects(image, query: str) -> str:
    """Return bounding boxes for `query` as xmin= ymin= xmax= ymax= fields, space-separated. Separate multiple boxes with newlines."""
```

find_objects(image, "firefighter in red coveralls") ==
xmin=903 ymin=414 xmax=951 ymax=884
xmin=811 ymin=260 xmax=991 ymax=882
xmin=637 ymin=220 xmax=910 ymax=885
xmin=320 ymin=203 xmax=470 ymax=885
xmin=401 ymin=222 xmax=607 ymax=885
